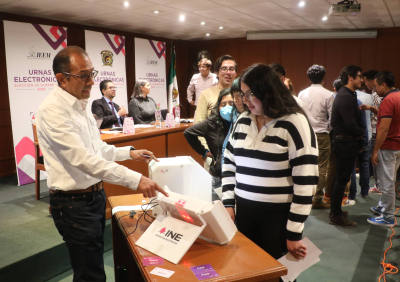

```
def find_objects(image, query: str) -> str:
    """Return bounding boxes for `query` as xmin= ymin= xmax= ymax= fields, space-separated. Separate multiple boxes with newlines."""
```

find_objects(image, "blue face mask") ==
xmin=220 ymin=106 xmax=233 ymax=122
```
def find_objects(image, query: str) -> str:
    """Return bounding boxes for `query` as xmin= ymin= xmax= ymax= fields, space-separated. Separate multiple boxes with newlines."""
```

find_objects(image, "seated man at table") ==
xmin=91 ymin=79 xmax=127 ymax=129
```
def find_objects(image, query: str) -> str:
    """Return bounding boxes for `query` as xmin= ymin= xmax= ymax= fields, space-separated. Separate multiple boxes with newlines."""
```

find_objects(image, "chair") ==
xmin=32 ymin=123 xmax=45 ymax=200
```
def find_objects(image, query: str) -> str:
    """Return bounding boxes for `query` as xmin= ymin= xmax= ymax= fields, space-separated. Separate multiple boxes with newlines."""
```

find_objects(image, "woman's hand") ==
xmin=203 ymin=151 xmax=213 ymax=160
xmin=287 ymin=239 xmax=307 ymax=259
xmin=225 ymin=207 xmax=235 ymax=222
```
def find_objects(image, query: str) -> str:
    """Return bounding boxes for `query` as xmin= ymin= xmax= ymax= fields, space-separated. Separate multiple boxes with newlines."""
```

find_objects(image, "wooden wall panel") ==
xmin=325 ymin=39 xmax=361 ymax=91
xmin=360 ymin=38 xmax=376 ymax=72
xmin=375 ymin=36 xmax=400 ymax=82
xmin=239 ymin=41 xmax=268 ymax=74
xmin=311 ymin=39 xmax=326 ymax=67
xmin=268 ymin=40 xmax=281 ymax=64
xmin=281 ymin=40 xmax=313 ymax=94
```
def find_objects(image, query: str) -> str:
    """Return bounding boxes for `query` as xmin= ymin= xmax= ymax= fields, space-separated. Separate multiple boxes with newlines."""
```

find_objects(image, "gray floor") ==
xmin=0 ymin=174 xmax=399 ymax=282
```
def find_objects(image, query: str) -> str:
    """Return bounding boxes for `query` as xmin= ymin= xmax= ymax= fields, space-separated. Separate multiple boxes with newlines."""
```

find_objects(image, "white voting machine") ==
xmin=135 ymin=187 xmax=237 ymax=264
xmin=148 ymin=156 xmax=212 ymax=202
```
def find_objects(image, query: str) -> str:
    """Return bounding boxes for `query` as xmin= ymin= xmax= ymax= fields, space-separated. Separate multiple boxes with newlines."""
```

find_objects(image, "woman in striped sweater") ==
xmin=222 ymin=64 xmax=318 ymax=262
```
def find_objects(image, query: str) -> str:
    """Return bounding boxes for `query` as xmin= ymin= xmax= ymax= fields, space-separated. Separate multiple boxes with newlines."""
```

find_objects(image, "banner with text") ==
xmin=85 ymin=31 xmax=128 ymax=112
xmin=134 ymin=38 xmax=167 ymax=109
xmin=3 ymin=21 xmax=67 ymax=185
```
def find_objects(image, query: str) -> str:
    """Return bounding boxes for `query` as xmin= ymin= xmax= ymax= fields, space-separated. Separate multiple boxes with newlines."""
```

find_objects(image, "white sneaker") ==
xmin=343 ymin=199 xmax=356 ymax=206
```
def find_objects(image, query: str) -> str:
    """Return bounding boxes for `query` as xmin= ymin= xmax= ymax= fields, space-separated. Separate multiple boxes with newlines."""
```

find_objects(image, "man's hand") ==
xmin=137 ymin=176 xmax=169 ymax=198
xmin=118 ymin=106 xmax=127 ymax=117
xmin=130 ymin=149 xmax=159 ymax=164
xmin=225 ymin=207 xmax=235 ymax=222
xmin=287 ymin=240 xmax=307 ymax=259
xmin=359 ymin=104 xmax=371 ymax=111
xmin=371 ymin=151 xmax=378 ymax=165
xmin=190 ymin=101 xmax=195 ymax=106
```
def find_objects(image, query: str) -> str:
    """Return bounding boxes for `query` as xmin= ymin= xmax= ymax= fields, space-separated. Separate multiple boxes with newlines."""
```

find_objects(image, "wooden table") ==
xmin=101 ymin=123 xmax=203 ymax=219
xmin=110 ymin=194 xmax=287 ymax=282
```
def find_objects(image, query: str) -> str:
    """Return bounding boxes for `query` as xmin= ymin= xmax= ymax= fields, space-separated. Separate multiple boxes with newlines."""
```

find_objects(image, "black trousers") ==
xmin=331 ymin=138 xmax=359 ymax=216
xmin=50 ymin=189 xmax=107 ymax=282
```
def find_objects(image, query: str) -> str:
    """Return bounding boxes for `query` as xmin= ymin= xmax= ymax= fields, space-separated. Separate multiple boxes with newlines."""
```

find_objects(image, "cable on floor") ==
xmin=378 ymin=183 xmax=400 ymax=282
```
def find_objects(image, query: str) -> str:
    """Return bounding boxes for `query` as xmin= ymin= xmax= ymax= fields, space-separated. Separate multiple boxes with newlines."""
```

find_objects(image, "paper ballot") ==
xmin=278 ymin=237 xmax=322 ymax=282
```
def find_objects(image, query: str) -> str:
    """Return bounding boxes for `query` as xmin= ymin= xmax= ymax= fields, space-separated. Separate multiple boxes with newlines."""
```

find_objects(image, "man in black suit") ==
xmin=91 ymin=80 xmax=127 ymax=129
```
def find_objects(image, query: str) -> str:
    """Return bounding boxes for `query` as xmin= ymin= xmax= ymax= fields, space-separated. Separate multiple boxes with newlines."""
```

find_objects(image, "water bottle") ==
xmin=174 ymin=105 xmax=180 ymax=124
xmin=155 ymin=103 xmax=162 ymax=128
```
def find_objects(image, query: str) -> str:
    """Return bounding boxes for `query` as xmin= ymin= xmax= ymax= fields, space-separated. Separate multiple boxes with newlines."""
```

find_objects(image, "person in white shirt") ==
xmin=187 ymin=58 xmax=218 ymax=106
xmin=36 ymin=46 xmax=168 ymax=282
xmin=298 ymin=64 xmax=334 ymax=209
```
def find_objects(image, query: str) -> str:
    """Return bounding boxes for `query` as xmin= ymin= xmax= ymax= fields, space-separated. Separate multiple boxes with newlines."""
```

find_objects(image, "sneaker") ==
xmin=323 ymin=195 xmax=331 ymax=204
xmin=369 ymin=187 xmax=382 ymax=194
xmin=371 ymin=206 xmax=383 ymax=216
xmin=329 ymin=214 xmax=357 ymax=227
xmin=342 ymin=199 xmax=356 ymax=206
xmin=367 ymin=215 xmax=396 ymax=227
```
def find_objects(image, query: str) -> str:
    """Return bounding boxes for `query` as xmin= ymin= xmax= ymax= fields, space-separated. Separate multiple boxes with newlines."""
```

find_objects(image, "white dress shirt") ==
xmin=298 ymin=84 xmax=334 ymax=133
xmin=187 ymin=72 xmax=218 ymax=105
xmin=36 ymin=85 xmax=142 ymax=191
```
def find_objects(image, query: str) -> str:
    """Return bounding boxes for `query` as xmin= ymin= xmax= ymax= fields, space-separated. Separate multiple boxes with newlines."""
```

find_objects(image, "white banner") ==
xmin=134 ymin=38 xmax=167 ymax=109
xmin=3 ymin=21 xmax=67 ymax=185
xmin=85 ymin=31 xmax=128 ymax=112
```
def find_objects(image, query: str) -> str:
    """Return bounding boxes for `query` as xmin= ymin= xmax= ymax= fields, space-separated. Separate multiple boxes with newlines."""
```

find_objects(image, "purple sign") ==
xmin=190 ymin=264 xmax=219 ymax=280
xmin=149 ymin=40 xmax=165 ymax=59
xmin=103 ymin=33 xmax=125 ymax=55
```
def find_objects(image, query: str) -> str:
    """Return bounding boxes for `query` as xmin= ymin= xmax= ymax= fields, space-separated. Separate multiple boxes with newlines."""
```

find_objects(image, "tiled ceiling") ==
xmin=0 ymin=0 xmax=398 ymax=40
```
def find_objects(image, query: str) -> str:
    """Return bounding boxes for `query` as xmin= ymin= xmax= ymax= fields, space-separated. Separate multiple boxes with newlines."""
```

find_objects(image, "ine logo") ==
xmin=157 ymin=227 xmax=183 ymax=242
xmin=146 ymin=56 xmax=158 ymax=66
xmin=27 ymin=46 xmax=51 ymax=60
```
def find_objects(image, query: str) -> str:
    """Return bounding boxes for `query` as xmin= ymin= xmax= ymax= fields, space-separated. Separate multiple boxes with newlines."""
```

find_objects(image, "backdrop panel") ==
xmin=85 ymin=30 xmax=128 ymax=112
xmin=3 ymin=21 xmax=67 ymax=185
xmin=134 ymin=38 xmax=167 ymax=109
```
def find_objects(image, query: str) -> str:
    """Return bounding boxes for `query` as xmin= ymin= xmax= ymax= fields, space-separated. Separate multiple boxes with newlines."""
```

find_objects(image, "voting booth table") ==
xmin=110 ymin=194 xmax=287 ymax=282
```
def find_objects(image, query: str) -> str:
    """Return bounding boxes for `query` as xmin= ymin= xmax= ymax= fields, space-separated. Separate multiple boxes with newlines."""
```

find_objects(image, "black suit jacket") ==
xmin=91 ymin=97 xmax=123 ymax=129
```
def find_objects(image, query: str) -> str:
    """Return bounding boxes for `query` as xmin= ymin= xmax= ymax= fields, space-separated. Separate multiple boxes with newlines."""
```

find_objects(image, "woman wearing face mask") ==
xmin=128 ymin=79 xmax=157 ymax=124
xmin=184 ymin=89 xmax=234 ymax=200
xmin=221 ymin=77 xmax=246 ymax=169
xmin=222 ymin=64 xmax=318 ymax=267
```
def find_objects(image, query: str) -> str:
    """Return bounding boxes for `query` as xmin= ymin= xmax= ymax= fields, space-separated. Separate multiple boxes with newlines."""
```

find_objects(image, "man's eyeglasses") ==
xmin=220 ymin=101 xmax=234 ymax=107
xmin=220 ymin=67 xmax=236 ymax=73
xmin=240 ymin=92 xmax=255 ymax=101
xmin=356 ymin=74 xmax=364 ymax=79
xmin=63 ymin=70 xmax=98 ymax=82
xmin=107 ymin=86 xmax=117 ymax=90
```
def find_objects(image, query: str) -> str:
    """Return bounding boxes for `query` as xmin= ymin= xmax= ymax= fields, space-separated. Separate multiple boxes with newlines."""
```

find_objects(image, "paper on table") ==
xmin=278 ymin=237 xmax=322 ymax=282
xmin=101 ymin=130 xmax=121 ymax=134
xmin=150 ymin=267 xmax=175 ymax=278
xmin=134 ymin=124 xmax=155 ymax=128
xmin=111 ymin=204 xmax=152 ymax=215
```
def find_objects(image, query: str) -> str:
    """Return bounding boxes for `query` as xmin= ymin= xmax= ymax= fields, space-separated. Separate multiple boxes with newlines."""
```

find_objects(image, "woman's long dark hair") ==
xmin=241 ymin=64 xmax=304 ymax=118
xmin=208 ymin=88 xmax=234 ymax=130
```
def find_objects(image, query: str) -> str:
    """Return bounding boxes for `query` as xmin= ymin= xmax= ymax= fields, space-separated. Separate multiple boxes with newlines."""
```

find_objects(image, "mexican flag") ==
xmin=167 ymin=44 xmax=179 ymax=113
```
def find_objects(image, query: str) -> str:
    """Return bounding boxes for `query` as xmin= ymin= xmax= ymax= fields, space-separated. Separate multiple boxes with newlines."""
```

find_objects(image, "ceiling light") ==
xmin=179 ymin=15 xmax=185 ymax=21
xmin=124 ymin=1 xmax=129 ymax=7
xmin=219 ymin=26 xmax=223 ymax=29
xmin=322 ymin=16 xmax=328 ymax=21
xmin=154 ymin=10 xmax=159 ymax=14
xmin=206 ymin=33 xmax=210 ymax=36
xmin=299 ymin=1 xmax=305 ymax=7
xmin=201 ymin=22 xmax=205 ymax=25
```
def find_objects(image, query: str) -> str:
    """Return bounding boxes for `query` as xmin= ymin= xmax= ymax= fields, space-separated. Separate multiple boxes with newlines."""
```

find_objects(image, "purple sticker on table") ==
xmin=190 ymin=264 xmax=219 ymax=280
xmin=143 ymin=256 xmax=164 ymax=266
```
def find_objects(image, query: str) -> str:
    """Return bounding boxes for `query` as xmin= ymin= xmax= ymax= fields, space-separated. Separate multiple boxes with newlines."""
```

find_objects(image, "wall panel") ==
xmin=239 ymin=41 xmax=268 ymax=74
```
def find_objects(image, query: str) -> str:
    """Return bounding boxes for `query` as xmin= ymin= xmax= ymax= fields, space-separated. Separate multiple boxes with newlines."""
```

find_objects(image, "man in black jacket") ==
xmin=330 ymin=65 xmax=365 ymax=227
xmin=91 ymin=80 xmax=126 ymax=129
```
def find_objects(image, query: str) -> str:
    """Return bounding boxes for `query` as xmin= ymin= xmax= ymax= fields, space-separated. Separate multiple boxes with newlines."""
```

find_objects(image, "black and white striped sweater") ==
xmin=222 ymin=112 xmax=318 ymax=241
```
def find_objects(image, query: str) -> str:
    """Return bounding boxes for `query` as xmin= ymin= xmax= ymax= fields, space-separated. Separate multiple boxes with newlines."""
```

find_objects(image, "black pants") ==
xmin=331 ymin=138 xmax=359 ymax=216
xmin=50 ymin=189 xmax=107 ymax=282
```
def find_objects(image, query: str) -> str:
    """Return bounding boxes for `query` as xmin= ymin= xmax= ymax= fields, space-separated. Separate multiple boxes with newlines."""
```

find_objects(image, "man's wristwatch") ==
xmin=130 ymin=146 xmax=136 ymax=151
